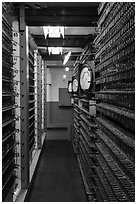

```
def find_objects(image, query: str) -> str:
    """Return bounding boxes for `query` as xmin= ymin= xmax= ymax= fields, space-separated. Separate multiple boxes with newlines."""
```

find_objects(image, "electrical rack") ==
xmin=72 ymin=60 xmax=101 ymax=201
xmin=28 ymin=38 xmax=35 ymax=153
xmin=2 ymin=5 xmax=47 ymax=200
xmin=2 ymin=2 xmax=16 ymax=201
xmin=94 ymin=2 xmax=135 ymax=202
xmin=72 ymin=97 xmax=106 ymax=201
xmin=72 ymin=2 xmax=135 ymax=202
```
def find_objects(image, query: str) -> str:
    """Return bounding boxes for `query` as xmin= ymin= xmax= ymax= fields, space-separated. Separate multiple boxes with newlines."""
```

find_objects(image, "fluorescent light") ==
xmin=48 ymin=47 xmax=62 ymax=55
xmin=43 ymin=26 xmax=65 ymax=39
xmin=62 ymin=51 xmax=71 ymax=65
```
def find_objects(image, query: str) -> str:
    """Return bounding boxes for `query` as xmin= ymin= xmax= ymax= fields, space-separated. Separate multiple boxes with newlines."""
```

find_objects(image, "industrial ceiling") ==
xmin=13 ymin=2 xmax=100 ymax=68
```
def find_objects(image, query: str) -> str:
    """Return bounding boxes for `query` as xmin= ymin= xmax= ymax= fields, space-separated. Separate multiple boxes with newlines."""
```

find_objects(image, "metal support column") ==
xmin=43 ymin=61 xmax=47 ymax=131
xmin=12 ymin=17 xmax=22 ymax=198
xmin=37 ymin=54 xmax=42 ymax=148
xmin=34 ymin=49 xmax=38 ymax=149
xmin=41 ymin=60 xmax=47 ymax=132
xmin=19 ymin=4 xmax=29 ymax=189
xmin=41 ymin=60 xmax=44 ymax=132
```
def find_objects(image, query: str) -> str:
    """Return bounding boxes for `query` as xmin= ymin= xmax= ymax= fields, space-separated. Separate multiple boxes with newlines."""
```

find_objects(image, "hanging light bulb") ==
xmin=63 ymin=75 xmax=67 ymax=79
xmin=65 ymin=67 xmax=69 ymax=71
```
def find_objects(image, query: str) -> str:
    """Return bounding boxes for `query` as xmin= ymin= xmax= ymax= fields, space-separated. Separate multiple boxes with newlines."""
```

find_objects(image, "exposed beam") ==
xmin=39 ymin=52 xmax=77 ymax=61
xmin=42 ymin=2 xmax=99 ymax=7
xmin=64 ymin=27 xmax=97 ymax=35
xmin=14 ymin=3 xmax=99 ymax=26
xmin=25 ymin=7 xmax=98 ymax=16
xmin=33 ymin=35 xmax=94 ymax=48
xmin=33 ymin=34 xmax=90 ymax=39
xmin=37 ymin=47 xmax=82 ymax=53
xmin=46 ymin=60 xmax=75 ymax=66
xmin=28 ymin=26 xmax=97 ymax=36
xmin=15 ymin=2 xmax=99 ymax=8
xmin=47 ymin=65 xmax=74 ymax=69
xmin=26 ymin=16 xmax=98 ymax=27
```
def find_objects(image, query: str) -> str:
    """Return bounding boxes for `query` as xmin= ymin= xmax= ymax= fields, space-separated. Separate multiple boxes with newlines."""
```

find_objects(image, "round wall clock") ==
xmin=80 ymin=65 xmax=92 ymax=91
xmin=68 ymin=81 xmax=72 ymax=93
xmin=72 ymin=78 xmax=78 ymax=93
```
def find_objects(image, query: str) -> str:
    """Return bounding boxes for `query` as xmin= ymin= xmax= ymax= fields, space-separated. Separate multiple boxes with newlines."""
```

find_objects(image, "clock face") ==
xmin=80 ymin=67 xmax=92 ymax=91
xmin=72 ymin=78 xmax=78 ymax=93
xmin=68 ymin=82 xmax=72 ymax=93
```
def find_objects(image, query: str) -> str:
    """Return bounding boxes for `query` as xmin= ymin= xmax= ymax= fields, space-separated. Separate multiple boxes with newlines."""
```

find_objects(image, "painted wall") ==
xmin=47 ymin=67 xmax=73 ymax=101
xmin=46 ymin=67 xmax=73 ymax=140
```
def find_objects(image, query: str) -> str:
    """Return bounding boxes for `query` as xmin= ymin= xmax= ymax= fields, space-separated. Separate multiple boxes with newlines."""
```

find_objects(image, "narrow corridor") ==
xmin=2 ymin=2 xmax=135 ymax=202
xmin=25 ymin=140 xmax=87 ymax=202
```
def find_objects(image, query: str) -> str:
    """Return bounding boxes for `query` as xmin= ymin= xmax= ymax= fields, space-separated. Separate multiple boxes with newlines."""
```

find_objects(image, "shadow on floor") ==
xmin=25 ymin=140 xmax=87 ymax=202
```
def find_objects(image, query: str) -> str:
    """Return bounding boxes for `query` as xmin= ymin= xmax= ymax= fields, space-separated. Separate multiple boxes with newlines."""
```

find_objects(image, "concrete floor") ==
xmin=25 ymin=140 xmax=87 ymax=202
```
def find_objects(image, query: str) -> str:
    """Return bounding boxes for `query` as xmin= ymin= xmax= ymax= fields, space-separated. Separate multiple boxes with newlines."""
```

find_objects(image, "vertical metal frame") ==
xmin=43 ymin=61 xmax=47 ymax=131
xmin=37 ymin=54 xmax=42 ymax=148
xmin=19 ymin=5 xmax=29 ymax=188
xmin=12 ymin=17 xmax=22 ymax=198
xmin=2 ymin=3 xmax=15 ymax=201
xmin=41 ymin=60 xmax=47 ymax=132
xmin=41 ymin=60 xmax=44 ymax=132
xmin=34 ymin=49 xmax=38 ymax=148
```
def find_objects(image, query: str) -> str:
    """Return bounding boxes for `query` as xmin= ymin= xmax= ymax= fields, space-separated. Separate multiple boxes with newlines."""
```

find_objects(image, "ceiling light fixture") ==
xmin=43 ymin=26 xmax=65 ymax=39
xmin=62 ymin=51 xmax=71 ymax=65
xmin=65 ymin=67 xmax=69 ymax=71
xmin=48 ymin=47 xmax=62 ymax=55
xmin=63 ymin=74 xmax=67 ymax=79
xmin=62 ymin=51 xmax=94 ymax=65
